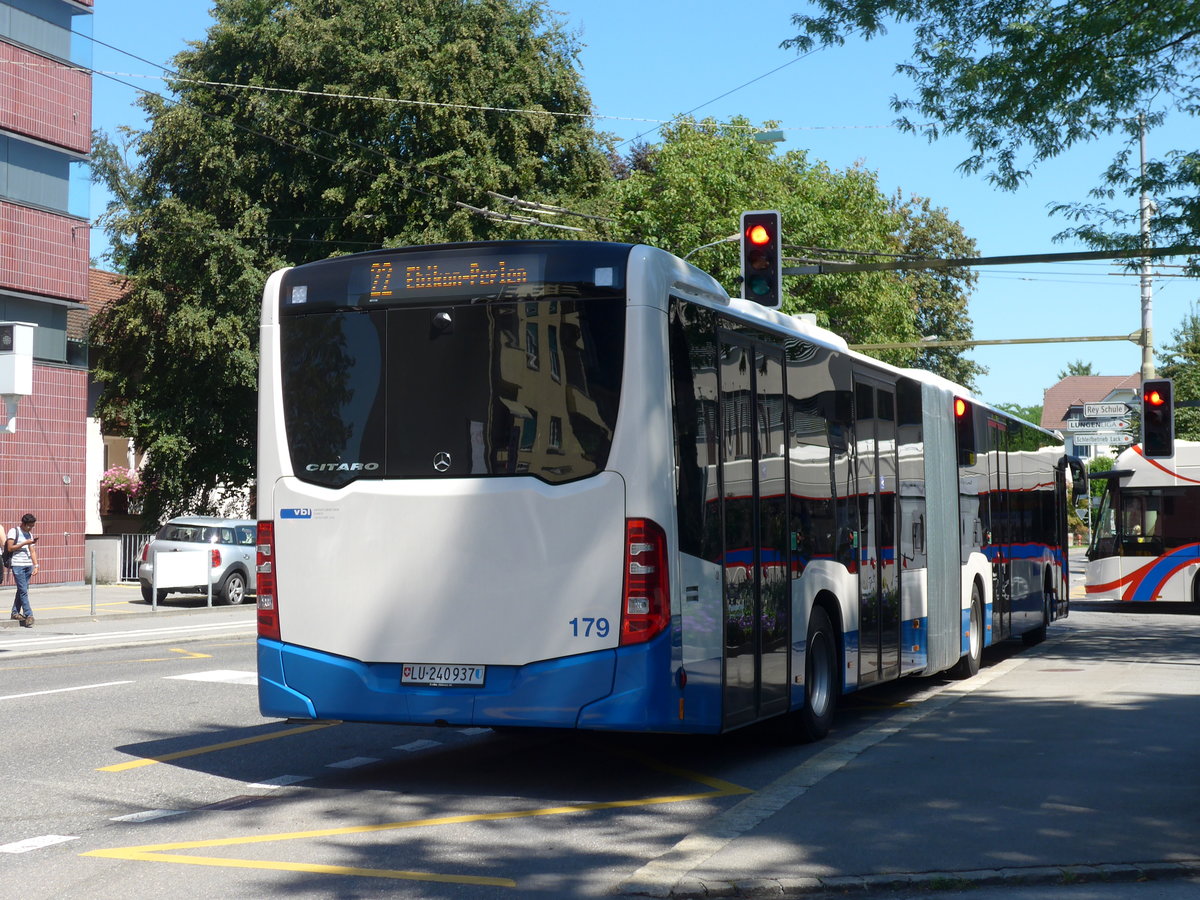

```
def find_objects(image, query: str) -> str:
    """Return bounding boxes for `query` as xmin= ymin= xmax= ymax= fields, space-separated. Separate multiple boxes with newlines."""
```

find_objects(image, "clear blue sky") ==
xmin=86 ymin=0 xmax=1198 ymax=410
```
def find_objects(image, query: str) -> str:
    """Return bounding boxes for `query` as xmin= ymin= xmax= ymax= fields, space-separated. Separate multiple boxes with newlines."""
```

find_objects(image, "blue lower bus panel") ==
xmin=258 ymin=635 xmax=686 ymax=731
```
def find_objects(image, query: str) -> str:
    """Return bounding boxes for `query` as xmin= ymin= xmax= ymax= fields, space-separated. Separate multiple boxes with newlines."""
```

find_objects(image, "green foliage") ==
xmin=995 ymin=402 xmax=1043 ymax=427
xmin=785 ymin=0 xmax=1200 ymax=256
xmin=1058 ymin=360 xmax=1097 ymax=380
xmin=1158 ymin=303 xmax=1200 ymax=441
xmin=894 ymin=194 xmax=984 ymax=387
xmin=90 ymin=0 xmax=611 ymax=522
xmin=607 ymin=118 xmax=982 ymax=384
xmin=1088 ymin=454 xmax=1115 ymax=501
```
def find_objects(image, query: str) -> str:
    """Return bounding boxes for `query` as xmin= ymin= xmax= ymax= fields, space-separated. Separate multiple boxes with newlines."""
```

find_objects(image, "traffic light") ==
xmin=740 ymin=210 xmax=782 ymax=309
xmin=1141 ymin=378 xmax=1174 ymax=459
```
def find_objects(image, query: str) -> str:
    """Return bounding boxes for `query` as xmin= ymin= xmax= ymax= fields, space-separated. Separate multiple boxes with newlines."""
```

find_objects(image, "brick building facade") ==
xmin=1 ymin=0 xmax=93 ymax=583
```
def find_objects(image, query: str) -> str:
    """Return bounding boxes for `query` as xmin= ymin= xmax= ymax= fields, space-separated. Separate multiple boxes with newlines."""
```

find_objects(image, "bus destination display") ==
xmin=351 ymin=252 xmax=540 ymax=303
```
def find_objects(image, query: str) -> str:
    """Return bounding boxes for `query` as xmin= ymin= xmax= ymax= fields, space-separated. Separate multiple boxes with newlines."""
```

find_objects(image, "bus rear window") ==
xmin=279 ymin=299 xmax=625 ymax=486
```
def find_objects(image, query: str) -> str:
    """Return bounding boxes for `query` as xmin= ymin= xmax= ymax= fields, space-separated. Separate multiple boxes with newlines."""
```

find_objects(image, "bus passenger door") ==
xmin=718 ymin=339 xmax=790 ymax=729
xmin=854 ymin=377 xmax=901 ymax=685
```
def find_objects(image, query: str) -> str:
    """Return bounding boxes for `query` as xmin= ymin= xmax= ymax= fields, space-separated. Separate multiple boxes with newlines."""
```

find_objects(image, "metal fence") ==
xmin=120 ymin=533 xmax=153 ymax=582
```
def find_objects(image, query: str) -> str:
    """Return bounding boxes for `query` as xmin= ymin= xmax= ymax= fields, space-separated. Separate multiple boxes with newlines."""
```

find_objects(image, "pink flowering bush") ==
xmin=100 ymin=465 xmax=144 ymax=497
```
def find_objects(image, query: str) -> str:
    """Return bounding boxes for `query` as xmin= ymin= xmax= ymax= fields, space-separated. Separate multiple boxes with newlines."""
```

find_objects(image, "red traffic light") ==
xmin=1141 ymin=378 xmax=1174 ymax=459
xmin=739 ymin=210 xmax=782 ymax=308
xmin=746 ymin=223 xmax=772 ymax=246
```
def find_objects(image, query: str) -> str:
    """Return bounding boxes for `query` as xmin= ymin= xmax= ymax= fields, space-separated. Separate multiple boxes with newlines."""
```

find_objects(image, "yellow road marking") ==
xmin=98 ymin=721 xmax=339 ymax=772
xmin=137 ymin=648 xmax=212 ymax=661
xmin=36 ymin=600 xmax=140 ymax=613
xmin=86 ymin=740 xmax=753 ymax=886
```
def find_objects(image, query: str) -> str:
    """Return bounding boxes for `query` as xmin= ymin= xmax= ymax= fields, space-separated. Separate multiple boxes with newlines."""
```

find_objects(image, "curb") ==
xmin=647 ymin=860 xmax=1200 ymax=898
xmin=0 ymin=603 xmax=255 ymax=630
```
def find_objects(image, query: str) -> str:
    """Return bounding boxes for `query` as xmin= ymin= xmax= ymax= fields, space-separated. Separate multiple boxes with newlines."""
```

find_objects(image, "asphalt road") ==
xmin=0 ymin=567 xmax=1196 ymax=898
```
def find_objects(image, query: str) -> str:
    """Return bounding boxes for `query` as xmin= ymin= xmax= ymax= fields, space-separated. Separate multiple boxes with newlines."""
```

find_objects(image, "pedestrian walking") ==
xmin=8 ymin=514 xmax=39 ymax=627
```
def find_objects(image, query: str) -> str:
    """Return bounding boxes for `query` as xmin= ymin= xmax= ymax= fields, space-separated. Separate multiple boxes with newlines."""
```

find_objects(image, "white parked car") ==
xmin=138 ymin=516 xmax=257 ymax=605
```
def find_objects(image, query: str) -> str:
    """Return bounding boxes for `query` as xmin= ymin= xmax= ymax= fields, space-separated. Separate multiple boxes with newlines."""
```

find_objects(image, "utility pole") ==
xmin=1139 ymin=113 xmax=1156 ymax=380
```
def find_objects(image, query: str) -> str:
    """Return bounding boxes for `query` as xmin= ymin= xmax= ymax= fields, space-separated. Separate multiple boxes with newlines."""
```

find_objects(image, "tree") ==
xmin=1157 ymin=302 xmax=1200 ymax=441
xmin=895 ymin=194 xmax=985 ymax=387
xmin=784 ymin=1 xmax=1200 ymax=255
xmin=91 ymin=0 xmax=611 ymax=522
xmin=996 ymin=402 xmax=1043 ymax=427
xmin=1058 ymin=360 xmax=1098 ymax=380
xmin=607 ymin=117 xmax=982 ymax=383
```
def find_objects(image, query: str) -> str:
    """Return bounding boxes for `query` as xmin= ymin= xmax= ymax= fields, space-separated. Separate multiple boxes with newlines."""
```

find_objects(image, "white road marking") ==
xmin=395 ymin=739 xmax=442 ymax=752
xmin=165 ymin=669 xmax=257 ymax=685
xmin=0 ymin=620 xmax=255 ymax=649
xmin=0 ymin=834 xmax=78 ymax=853
xmin=110 ymin=810 xmax=185 ymax=823
xmin=0 ymin=680 xmax=133 ymax=702
xmin=248 ymin=775 xmax=311 ymax=789
xmin=458 ymin=727 xmax=491 ymax=735
xmin=325 ymin=757 xmax=380 ymax=769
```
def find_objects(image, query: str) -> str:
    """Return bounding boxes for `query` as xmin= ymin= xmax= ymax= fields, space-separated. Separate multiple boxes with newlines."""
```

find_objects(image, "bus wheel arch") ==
xmin=793 ymin=593 xmax=841 ymax=743
xmin=950 ymin=578 xmax=983 ymax=679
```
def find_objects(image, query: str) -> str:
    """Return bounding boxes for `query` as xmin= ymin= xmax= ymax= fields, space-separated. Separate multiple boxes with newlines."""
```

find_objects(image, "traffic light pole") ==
xmin=1138 ymin=113 xmax=1156 ymax=380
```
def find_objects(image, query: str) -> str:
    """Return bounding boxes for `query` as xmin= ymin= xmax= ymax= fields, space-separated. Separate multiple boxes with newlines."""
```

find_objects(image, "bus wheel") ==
xmin=794 ymin=605 xmax=838 ymax=743
xmin=1023 ymin=578 xmax=1051 ymax=646
xmin=950 ymin=584 xmax=982 ymax=679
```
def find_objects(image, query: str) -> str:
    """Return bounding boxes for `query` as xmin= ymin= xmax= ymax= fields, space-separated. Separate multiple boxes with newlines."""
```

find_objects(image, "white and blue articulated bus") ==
xmin=255 ymin=241 xmax=1084 ymax=740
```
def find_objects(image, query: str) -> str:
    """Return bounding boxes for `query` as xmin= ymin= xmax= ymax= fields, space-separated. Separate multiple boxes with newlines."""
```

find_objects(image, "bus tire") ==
xmin=795 ymin=605 xmax=838 ymax=743
xmin=1022 ymin=578 xmax=1051 ymax=646
xmin=950 ymin=583 xmax=982 ymax=679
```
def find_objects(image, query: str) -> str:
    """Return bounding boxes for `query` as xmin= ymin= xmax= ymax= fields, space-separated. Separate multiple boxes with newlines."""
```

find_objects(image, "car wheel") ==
xmin=218 ymin=570 xmax=248 ymax=605
xmin=140 ymin=583 xmax=167 ymax=604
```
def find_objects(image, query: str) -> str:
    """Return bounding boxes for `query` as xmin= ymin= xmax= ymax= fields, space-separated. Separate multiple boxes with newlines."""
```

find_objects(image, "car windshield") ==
xmin=159 ymin=524 xmax=239 ymax=544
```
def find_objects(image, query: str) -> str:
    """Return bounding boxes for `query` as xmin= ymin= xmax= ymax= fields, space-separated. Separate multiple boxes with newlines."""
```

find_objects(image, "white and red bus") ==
xmin=1086 ymin=441 xmax=1200 ymax=603
xmin=255 ymin=240 xmax=1084 ymax=740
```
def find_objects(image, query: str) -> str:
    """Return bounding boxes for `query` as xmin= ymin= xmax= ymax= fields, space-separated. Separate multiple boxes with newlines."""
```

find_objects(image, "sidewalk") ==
xmin=620 ymin=606 xmax=1200 ymax=898
xmin=0 ymin=580 xmax=252 ymax=629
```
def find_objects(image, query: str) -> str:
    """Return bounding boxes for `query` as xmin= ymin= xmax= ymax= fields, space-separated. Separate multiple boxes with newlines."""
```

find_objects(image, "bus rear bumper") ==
xmin=256 ymin=634 xmax=692 ymax=731
xmin=258 ymin=639 xmax=624 ymax=728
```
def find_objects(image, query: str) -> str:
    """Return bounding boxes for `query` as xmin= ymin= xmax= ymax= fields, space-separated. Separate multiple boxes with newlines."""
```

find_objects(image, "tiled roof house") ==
xmin=1042 ymin=374 xmax=1140 ymax=456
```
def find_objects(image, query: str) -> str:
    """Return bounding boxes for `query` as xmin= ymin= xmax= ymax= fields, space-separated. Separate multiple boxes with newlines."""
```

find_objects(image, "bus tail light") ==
xmin=621 ymin=518 xmax=669 ymax=645
xmin=256 ymin=520 xmax=280 ymax=641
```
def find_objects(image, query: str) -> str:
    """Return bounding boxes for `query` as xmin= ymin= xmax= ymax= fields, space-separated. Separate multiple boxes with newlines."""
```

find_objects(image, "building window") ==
xmin=519 ymin=410 xmax=538 ymax=451
xmin=548 ymin=325 xmax=560 ymax=382
xmin=1 ymin=0 xmax=93 ymax=66
xmin=0 ymin=136 xmax=89 ymax=218
xmin=525 ymin=322 xmax=539 ymax=370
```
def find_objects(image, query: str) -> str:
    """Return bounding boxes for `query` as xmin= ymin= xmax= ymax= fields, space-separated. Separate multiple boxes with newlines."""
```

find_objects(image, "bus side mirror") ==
xmin=1067 ymin=456 xmax=1087 ymax=499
